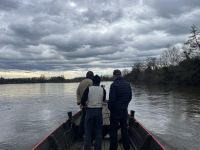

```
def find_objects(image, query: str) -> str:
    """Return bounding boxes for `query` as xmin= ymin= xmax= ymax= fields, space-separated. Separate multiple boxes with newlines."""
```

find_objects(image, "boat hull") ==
xmin=32 ymin=109 xmax=165 ymax=150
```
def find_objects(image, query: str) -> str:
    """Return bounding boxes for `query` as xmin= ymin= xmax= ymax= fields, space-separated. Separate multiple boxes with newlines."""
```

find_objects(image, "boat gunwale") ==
xmin=32 ymin=111 xmax=81 ymax=150
xmin=130 ymin=118 xmax=166 ymax=150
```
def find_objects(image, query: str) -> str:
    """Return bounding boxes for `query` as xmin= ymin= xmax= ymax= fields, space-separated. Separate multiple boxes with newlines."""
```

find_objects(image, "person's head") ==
xmin=113 ymin=69 xmax=122 ymax=79
xmin=92 ymin=75 xmax=101 ymax=86
xmin=86 ymin=71 xmax=94 ymax=79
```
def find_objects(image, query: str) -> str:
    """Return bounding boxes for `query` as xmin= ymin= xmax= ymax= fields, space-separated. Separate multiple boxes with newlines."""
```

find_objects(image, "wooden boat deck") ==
xmin=70 ymin=139 xmax=125 ymax=150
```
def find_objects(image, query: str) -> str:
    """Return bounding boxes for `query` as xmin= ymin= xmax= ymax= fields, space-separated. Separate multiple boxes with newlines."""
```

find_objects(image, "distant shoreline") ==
xmin=0 ymin=76 xmax=112 ymax=85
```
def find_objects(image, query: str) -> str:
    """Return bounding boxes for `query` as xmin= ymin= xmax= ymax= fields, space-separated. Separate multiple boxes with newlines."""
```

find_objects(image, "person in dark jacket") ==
xmin=108 ymin=69 xmax=132 ymax=150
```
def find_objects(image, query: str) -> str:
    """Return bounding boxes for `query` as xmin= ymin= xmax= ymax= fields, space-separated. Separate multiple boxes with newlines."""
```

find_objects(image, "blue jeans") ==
xmin=84 ymin=108 xmax=102 ymax=150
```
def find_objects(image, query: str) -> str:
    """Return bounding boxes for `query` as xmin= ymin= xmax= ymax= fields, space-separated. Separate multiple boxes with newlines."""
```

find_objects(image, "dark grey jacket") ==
xmin=108 ymin=77 xmax=132 ymax=112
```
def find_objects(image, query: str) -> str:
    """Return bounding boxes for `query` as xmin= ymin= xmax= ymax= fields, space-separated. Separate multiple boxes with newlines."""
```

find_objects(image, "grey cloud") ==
xmin=81 ymin=8 xmax=123 ymax=23
xmin=158 ymin=9 xmax=200 ymax=35
xmin=59 ymin=0 xmax=124 ymax=24
xmin=64 ymin=45 xmax=117 ymax=59
xmin=0 ymin=0 xmax=200 ymax=72
xmin=134 ymin=49 xmax=163 ymax=58
xmin=7 ymin=16 xmax=71 ymax=48
xmin=10 ymin=23 xmax=49 ymax=41
xmin=0 ymin=58 xmax=70 ymax=71
xmin=70 ymin=58 xmax=97 ymax=65
xmin=0 ymin=0 xmax=19 ymax=11
xmin=145 ymin=0 xmax=200 ymax=18
xmin=130 ymin=8 xmax=200 ymax=36
xmin=42 ymin=35 xmax=81 ymax=52
xmin=99 ymin=50 xmax=136 ymax=61
xmin=42 ymin=30 xmax=123 ymax=52
xmin=15 ymin=1 xmax=64 ymax=16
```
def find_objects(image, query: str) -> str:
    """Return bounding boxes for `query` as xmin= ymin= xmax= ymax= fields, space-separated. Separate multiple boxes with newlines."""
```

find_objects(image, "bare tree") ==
xmin=160 ymin=46 xmax=181 ymax=66
xmin=160 ymin=50 xmax=169 ymax=67
xmin=168 ymin=46 xmax=181 ymax=66
xmin=40 ymin=74 xmax=46 ymax=82
xmin=132 ymin=62 xmax=142 ymax=70
xmin=131 ymin=62 xmax=142 ymax=81
xmin=146 ymin=57 xmax=157 ymax=70
xmin=184 ymin=25 xmax=200 ymax=58
xmin=122 ymin=69 xmax=130 ymax=76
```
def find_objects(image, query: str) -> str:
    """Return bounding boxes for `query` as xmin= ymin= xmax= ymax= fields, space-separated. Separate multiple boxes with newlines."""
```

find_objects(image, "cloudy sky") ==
xmin=0 ymin=0 xmax=200 ymax=78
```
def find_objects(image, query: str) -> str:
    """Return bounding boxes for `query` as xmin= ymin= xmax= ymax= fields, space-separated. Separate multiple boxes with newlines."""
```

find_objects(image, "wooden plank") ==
xmin=102 ymin=103 xmax=110 ymax=126
xmin=118 ymin=143 xmax=123 ymax=150
xmin=70 ymin=141 xmax=83 ymax=150
xmin=70 ymin=137 xmax=128 ymax=150
xmin=102 ymin=139 xmax=110 ymax=150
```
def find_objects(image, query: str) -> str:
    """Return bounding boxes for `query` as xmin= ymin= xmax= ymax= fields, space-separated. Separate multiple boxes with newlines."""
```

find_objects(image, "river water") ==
xmin=0 ymin=82 xmax=200 ymax=150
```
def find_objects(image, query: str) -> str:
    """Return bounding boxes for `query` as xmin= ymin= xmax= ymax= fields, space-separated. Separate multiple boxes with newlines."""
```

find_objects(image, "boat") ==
xmin=32 ymin=103 xmax=166 ymax=150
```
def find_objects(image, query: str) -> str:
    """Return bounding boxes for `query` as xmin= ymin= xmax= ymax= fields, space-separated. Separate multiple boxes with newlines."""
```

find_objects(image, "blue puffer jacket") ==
xmin=108 ymin=77 xmax=132 ymax=112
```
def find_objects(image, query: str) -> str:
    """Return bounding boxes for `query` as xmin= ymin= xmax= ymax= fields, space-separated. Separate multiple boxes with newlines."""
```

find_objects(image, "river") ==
xmin=0 ymin=82 xmax=200 ymax=150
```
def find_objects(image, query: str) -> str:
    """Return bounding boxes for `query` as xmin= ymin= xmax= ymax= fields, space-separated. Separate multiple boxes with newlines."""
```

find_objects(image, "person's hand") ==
xmin=101 ymin=85 xmax=105 ymax=88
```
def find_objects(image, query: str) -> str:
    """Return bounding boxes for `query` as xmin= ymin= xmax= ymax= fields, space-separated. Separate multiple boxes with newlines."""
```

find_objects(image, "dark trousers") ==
xmin=84 ymin=108 xmax=103 ymax=150
xmin=79 ymin=108 xmax=86 ymax=137
xmin=109 ymin=109 xmax=130 ymax=150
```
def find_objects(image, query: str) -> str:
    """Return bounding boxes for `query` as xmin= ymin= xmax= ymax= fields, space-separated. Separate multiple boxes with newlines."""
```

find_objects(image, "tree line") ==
xmin=0 ymin=75 xmax=113 ymax=84
xmin=0 ymin=75 xmax=64 ymax=84
xmin=124 ymin=25 xmax=200 ymax=86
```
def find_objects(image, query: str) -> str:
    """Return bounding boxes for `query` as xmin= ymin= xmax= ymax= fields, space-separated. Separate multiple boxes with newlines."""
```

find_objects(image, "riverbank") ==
xmin=0 ymin=76 xmax=112 ymax=84
xmin=125 ymin=57 xmax=200 ymax=86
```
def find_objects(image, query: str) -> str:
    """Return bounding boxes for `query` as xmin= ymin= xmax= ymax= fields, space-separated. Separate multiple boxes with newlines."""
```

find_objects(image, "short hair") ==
xmin=86 ymin=71 xmax=94 ymax=79
xmin=93 ymin=75 xmax=101 ymax=84
xmin=113 ymin=69 xmax=121 ymax=76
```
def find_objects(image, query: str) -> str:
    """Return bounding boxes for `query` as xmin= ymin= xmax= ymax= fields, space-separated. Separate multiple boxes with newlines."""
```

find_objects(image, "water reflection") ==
xmin=129 ymin=84 xmax=200 ymax=150
xmin=0 ymin=83 xmax=200 ymax=150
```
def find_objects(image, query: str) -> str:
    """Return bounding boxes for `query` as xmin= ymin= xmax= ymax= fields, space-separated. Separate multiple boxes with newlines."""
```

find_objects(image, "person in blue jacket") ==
xmin=108 ymin=69 xmax=132 ymax=150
